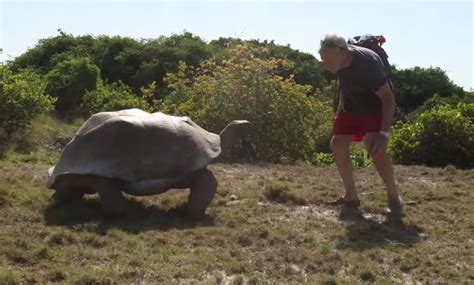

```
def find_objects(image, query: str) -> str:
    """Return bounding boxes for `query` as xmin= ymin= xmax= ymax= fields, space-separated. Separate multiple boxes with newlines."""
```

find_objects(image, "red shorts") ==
xmin=332 ymin=111 xmax=382 ymax=142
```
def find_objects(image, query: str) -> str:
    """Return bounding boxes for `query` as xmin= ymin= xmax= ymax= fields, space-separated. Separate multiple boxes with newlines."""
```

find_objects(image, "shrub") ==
xmin=390 ymin=103 xmax=474 ymax=169
xmin=0 ymin=66 xmax=55 ymax=151
xmin=310 ymin=144 xmax=373 ymax=168
xmin=81 ymin=81 xmax=151 ymax=115
xmin=350 ymin=144 xmax=373 ymax=168
xmin=159 ymin=44 xmax=333 ymax=162
xmin=310 ymin=152 xmax=334 ymax=167
xmin=45 ymin=57 xmax=100 ymax=118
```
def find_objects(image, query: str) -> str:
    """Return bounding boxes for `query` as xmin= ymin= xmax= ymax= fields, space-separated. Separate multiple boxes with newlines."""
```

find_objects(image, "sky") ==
xmin=1 ymin=0 xmax=473 ymax=90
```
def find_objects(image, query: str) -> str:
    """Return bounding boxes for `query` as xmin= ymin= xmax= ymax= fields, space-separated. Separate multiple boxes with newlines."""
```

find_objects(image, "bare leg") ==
xmin=363 ymin=133 xmax=403 ymax=221
xmin=330 ymin=135 xmax=359 ymax=202
xmin=363 ymin=133 xmax=400 ymax=201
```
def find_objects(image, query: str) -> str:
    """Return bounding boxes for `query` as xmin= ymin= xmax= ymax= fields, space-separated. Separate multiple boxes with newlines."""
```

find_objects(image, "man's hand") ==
xmin=368 ymin=133 xmax=389 ymax=155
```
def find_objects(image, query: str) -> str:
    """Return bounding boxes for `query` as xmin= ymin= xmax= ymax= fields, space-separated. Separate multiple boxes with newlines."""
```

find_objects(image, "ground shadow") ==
xmin=43 ymin=197 xmax=215 ymax=233
xmin=334 ymin=205 xmax=424 ymax=250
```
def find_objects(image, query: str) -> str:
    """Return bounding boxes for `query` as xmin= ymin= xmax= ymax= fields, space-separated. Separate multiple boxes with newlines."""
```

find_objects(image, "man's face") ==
xmin=319 ymin=48 xmax=341 ymax=73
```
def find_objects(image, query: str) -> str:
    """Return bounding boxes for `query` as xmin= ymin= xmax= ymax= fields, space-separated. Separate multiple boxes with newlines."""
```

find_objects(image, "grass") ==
xmin=0 ymin=115 xmax=473 ymax=283
xmin=0 ymin=161 xmax=473 ymax=284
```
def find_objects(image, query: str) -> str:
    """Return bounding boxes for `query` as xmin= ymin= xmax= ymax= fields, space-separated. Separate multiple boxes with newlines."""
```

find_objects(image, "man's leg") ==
xmin=330 ymin=135 xmax=359 ymax=202
xmin=363 ymin=133 xmax=399 ymax=200
xmin=363 ymin=133 xmax=403 ymax=219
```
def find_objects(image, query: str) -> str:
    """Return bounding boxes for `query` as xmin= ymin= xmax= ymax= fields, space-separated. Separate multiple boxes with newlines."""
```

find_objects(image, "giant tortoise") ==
xmin=46 ymin=108 xmax=250 ymax=217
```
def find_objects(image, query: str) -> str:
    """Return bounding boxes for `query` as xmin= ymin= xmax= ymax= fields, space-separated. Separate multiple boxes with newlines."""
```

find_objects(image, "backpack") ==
xmin=347 ymin=34 xmax=397 ymax=94
xmin=333 ymin=34 xmax=400 ymax=113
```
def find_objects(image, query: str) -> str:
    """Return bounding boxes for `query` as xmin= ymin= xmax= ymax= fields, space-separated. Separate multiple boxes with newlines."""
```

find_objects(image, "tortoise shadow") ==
xmin=334 ymin=205 xmax=424 ymax=250
xmin=43 ymin=197 xmax=215 ymax=233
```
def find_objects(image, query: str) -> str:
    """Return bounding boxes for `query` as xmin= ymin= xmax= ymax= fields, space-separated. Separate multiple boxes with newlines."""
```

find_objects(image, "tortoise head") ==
xmin=219 ymin=120 xmax=251 ymax=153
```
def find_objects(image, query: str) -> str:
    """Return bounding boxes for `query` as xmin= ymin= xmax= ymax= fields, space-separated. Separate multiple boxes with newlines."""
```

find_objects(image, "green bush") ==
xmin=159 ymin=44 xmax=333 ymax=162
xmin=0 ymin=66 xmax=55 ymax=150
xmin=45 ymin=57 xmax=100 ymax=118
xmin=392 ymin=66 xmax=467 ymax=115
xmin=390 ymin=103 xmax=474 ymax=169
xmin=310 ymin=152 xmax=334 ymax=167
xmin=81 ymin=81 xmax=151 ymax=115
xmin=310 ymin=144 xmax=373 ymax=168
xmin=350 ymin=144 xmax=373 ymax=168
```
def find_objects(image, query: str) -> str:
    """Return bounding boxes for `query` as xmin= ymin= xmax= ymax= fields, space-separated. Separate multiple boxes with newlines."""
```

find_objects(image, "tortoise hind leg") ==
xmin=51 ymin=174 xmax=126 ymax=216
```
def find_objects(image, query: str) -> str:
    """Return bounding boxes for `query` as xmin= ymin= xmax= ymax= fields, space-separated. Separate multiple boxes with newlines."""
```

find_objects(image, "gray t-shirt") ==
xmin=337 ymin=45 xmax=387 ymax=115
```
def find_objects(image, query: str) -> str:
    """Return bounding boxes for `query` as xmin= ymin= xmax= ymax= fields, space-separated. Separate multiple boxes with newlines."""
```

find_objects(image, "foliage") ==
xmin=5 ymin=31 xmax=474 ymax=168
xmin=0 ymin=66 xmax=55 ymax=150
xmin=350 ymin=144 xmax=374 ymax=168
xmin=10 ymin=31 xmax=213 ymax=92
xmin=392 ymin=66 xmax=467 ymax=115
xmin=11 ymin=30 xmax=89 ymax=72
xmin=309 ymin=144 xmax=373 ymax=168
xmin=405 ymin=93 xmax=473 ymax=122
xmin=210 ymin=37 xmax=328 ymax=92
xmin=82 ymin=81 xmax=151 ymax=115
xmin=45 ymin=57 xmax=100 ymax=118
xmin=390 ymin=103 xmax=474 ymax=168
xmin=11 ymin=32 xmax=327 ymax=96
xmin=93 ymin=35 xmax=143 ymax=87
xmin=134 ymin=32 xmax=213 ymax=90
xmin=160 ymin=44 xmax=333 ymax=162
xmin=310 ymin=152 xmax=334 ymax=167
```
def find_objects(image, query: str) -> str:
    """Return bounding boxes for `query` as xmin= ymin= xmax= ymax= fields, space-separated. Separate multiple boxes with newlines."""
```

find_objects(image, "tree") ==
xmin=82 ymin=80 xmax=151 ymax=115
xmin=133 ymin=32 xmax=213 ymax=90
xmin=392 ymin=66 xmax=467 ymax=114
xmin=160 ymin=44 xmax=333 ymax=162
xmin=0 ymin=66 xmax=55 ymax=145
xmin=390 ymin=102 xmax=474 ymax=169
xmin=45 ymin=57 xmax=100 ymax=118
xmin=210 ymin=37 xmax=329 ymax=93
xmin=93 ymin=36 xmax=143 ymax=88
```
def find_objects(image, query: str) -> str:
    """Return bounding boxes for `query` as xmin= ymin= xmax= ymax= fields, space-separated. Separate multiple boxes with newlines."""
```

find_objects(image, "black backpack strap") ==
xmin=333 ymin=78 xmax=340 ymax=113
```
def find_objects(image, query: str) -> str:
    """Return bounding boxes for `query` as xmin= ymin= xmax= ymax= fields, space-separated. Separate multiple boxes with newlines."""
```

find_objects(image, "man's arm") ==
xmin=337 ymin=97 xmax=344 ymax=114
xmin=376 ymin=82 xmax=395 ymax=132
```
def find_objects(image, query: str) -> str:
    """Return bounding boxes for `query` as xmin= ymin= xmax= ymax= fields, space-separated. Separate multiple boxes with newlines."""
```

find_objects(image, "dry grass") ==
xmin=0 ymin=161 xmax=473 ymax=284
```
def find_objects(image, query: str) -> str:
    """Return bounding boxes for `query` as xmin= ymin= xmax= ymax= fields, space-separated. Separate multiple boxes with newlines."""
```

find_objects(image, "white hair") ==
xmin=319 ymin=33 xmax=349 ymax=51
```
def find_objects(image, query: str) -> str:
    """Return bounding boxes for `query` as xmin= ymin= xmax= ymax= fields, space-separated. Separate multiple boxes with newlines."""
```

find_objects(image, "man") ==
xmin=318 ymin=33 xmax=403 ymax=221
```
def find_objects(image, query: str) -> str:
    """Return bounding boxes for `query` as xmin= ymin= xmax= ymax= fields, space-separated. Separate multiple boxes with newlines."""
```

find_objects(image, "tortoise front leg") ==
xmin=52 ymin=188 xmax=85 ymax=202
xmin=93 ymin=178 xmax=127 ymax=216
xmin=184 ymin=168 xmax=217 ymax=217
